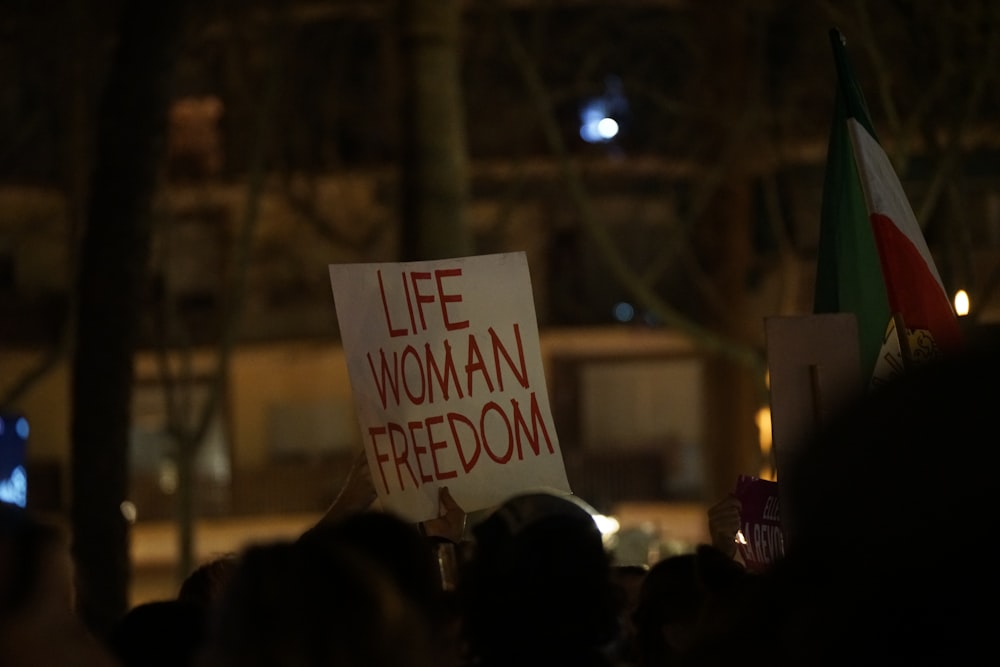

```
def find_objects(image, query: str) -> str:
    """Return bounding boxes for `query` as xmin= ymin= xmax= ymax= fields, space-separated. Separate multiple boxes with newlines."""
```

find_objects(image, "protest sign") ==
xmin=733 ymin=474 xmax=784 ymax=573
xmin=764 ymin=313 xmax=862 ymax=546
xmin=329 ymin=252 xmax=571 ymax=522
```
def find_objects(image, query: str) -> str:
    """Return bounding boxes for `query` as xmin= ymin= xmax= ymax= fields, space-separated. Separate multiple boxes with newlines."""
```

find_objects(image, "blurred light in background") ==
xmin=158 ymin=460 xmax=178 ymax=494
xmin=954 ymin=289 xmax=970 ymax=316
xmin=613 ymin=301 xmax=635 ymax=322
xmin=579 ymin=75 xmax=628 ymax=144
xmin=756 ymin=405 xmax=775 ymax=481
xmin=120 ymin=500 xmax=138 ymax=523
xmin=594 ymin=513 xmax=621 ymax=545
xmin=15 ymin=416 xmax=28 ymax=439
xmin=580 ymin=105 xmax=619 ymax=142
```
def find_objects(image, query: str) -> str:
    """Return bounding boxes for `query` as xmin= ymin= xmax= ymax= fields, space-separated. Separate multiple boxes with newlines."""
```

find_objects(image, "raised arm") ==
xmin=313 ymin=448 xmax=378 ymax=528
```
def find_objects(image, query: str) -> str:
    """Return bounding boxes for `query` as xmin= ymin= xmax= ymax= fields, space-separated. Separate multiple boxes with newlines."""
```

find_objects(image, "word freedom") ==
xmin=365 ymin=322 xmax=555 ymax=495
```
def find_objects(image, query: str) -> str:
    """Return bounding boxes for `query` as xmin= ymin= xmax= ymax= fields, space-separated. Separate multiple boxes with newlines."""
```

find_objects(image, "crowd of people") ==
xmin=2 ymin=335 xmax=997 ymax=666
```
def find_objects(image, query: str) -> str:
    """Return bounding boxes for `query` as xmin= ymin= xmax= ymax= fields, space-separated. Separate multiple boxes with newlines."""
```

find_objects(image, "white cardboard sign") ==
xmin=764 ymin=313 xmax=863 ymax=545
xmin=329 ymin=252 xmax=571 ymax=522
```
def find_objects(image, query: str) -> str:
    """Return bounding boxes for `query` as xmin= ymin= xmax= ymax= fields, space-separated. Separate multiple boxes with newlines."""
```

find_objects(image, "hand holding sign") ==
xmin=732 ymin=475 xmax=785 ymax=573
xmin=421 ymin=486 xmax=467 ymax=544
xmin=707 ymin=494 xmax=742 ymax=559
xmin=329 ymin=252 xmax=571 ymax=522
xmin=316 ymin=448 xmax=379 ymax=527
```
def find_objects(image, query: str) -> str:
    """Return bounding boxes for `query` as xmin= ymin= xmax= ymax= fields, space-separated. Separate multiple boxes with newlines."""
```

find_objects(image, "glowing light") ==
xmin=613 ymin=301 xmax=635 ymax=322
xmin=159 ymin=461 xmax=178 ymax=494
xmin=756 ymin=406 xmax=772 ymax=456
xmin=579 ymin=77 xmax=628 ymax=144
xmin=0 ymin=466 xmax=27 ymax=507
xmin=954 ymin=289 xmax=970 ymax=316
xmin=735 ymin=529 xmax=748 ymax=545
xmin=593 ymin=514 xmax=621 ymax=542
xmin=120 ymin=501 xmax=138 ymax=523
xmin=596 ymin=117 xmax=619 ymax=139
xmin=581 ymin=114 xmax=619 ymax=143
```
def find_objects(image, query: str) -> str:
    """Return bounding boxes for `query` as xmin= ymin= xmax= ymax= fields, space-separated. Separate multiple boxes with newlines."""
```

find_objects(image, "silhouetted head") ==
xmin=460 ymin=492 xmax=618 ymax=666
xmin=200 ymin=537 xmax=435 ymax=667
xmin=632 ymin=546 xmax=749 ymax=665
xmin=108 ymin=599 xmax=207 ymax=667
xmin=0 ymin=502 xmax=65 ymax=618
xmin=178 ymin=553 xmax=239 ymax=611
xmin=0 ymin=503 xmax=118 ymax=666
xmin=298 ymin=510 xmax=445 ymax=625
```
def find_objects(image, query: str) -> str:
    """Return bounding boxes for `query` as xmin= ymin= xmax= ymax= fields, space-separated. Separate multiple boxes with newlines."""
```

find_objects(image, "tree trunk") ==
xmin=397 ymin=0 xmax=471 ymax=261
xmin=699 ymin=182 xmax=764 ymax=501
xmin=693 ymin=2 xmax=765 ymax=502
xmin=71 ymin=0 xmax=186 ymax=636
xmin=176 ymin=430 xmax=197 ymax=582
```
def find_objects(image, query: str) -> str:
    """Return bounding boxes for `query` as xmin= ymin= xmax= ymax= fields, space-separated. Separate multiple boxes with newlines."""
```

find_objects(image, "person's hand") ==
xmin=316 ymin=449 xmax=377 ymax=525
xmin=420 ymin=486 xmax=467 ymax=544
xmin=707 ymin=494 xmax=742 ymax=559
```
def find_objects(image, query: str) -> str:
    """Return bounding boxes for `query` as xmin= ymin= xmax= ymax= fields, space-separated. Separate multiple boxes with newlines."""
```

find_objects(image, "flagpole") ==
xmin=829 ymin=28 xmax=879 ymax=143
xmin=892 ymin=313 xmax=912 ymax=369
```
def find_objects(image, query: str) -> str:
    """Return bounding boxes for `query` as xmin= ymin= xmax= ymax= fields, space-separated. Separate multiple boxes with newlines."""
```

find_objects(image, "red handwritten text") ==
xmin=367 ymin=391 xmax=555 ymax=494
xmin=378 ymin=268 xmax=470 ymax=337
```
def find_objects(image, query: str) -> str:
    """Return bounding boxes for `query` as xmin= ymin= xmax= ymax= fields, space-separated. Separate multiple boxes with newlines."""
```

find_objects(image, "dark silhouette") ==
xmin=197 ymin=536 xmax=436 ymax=667
xmin=458 ymin=492 xmax=619 ymax=667
xmin=177 ymin=553 xmax=240 ymax=610
xmin=298 ymin=509 xmax=463 ymax=666
xmin=632 ymin=545 xmax=750 ymax=666
xmin=606 ymin=564 xmax=648 ymax=667
xmin=298 ymin=511 xmax=443 ymax=617
xmin=107 ymin=599 xmax=206 ymax=667
xmin=679 ymin=339 xmax=1000 ymax=666
xmin=0 ymin=502 xmax=119 ymax=666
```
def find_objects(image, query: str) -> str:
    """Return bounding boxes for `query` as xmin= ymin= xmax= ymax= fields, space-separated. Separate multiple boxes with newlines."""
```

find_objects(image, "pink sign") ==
xmin=734 ymin=475 xmax=785 ymax=573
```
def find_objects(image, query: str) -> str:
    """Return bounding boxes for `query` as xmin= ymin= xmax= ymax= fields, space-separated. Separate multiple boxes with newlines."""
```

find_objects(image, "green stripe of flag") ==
xmin=813 ymin=29 xmax=891 ymax=386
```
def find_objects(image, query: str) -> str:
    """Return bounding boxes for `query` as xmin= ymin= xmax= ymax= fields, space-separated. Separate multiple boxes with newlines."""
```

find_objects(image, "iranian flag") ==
xmin=813 ymin=29 xmax=963 ymax=389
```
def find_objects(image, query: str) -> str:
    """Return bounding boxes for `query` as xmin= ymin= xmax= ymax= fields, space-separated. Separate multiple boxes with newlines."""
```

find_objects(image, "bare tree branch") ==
xmin=277 ymin=174 xmax=386 ymax=250
xmin=493 ymin=0 xmax=766 ymax=381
